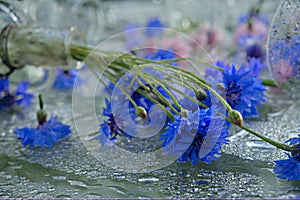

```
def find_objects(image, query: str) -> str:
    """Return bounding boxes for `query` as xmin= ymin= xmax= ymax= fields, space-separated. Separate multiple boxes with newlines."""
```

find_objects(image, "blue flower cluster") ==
xmin=14 ymin=116 xmax=71 ymax=148
xmin=274 ymin=134 xmax=300 ymax=180
xmin=0 ymin=77 xmax=33 ymax=109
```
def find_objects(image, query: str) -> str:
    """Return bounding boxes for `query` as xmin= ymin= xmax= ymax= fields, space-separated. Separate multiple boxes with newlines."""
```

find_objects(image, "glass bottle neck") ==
xmin=0 ymin=24 xmax=84 ymax=74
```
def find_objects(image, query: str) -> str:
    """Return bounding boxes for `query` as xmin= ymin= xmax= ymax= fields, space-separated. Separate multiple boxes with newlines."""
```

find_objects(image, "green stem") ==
xmin=136 ymin=84 xmax=175 ymax=121
xmin=261 ymin=79 xmax=278 ymax=87
xmin=38 ymin=94 xmax=44 ymax=110
xmin=70 ymin=45 xmax=231 ymax=111
xmin=137 ymin=76 xmax=180 ymax=115
xmin=215 ymin=112 xmax=292 ymax=152
xmin=106 ymin=75 xmax=140 ymax=111
xmin=135 ymin=64 xmax=232 ymax=111
xmin=239 ymin=124 xmax=292 ymax=152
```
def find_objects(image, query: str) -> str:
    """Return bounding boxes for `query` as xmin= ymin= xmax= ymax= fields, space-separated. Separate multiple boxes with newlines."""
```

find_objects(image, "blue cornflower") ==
xmin=94 ymin=99 xmax=132 ymax=146
xmin=274 ymin=134 xmax=300 ymax=180
xmin=145 ymin=17 xmax=164 ymax=38
xmin=161 ymin=107 xmax=229 ymax=164
xmin=14 ymin=116 xmax=71 ymax=148
xmin=222 ymin=65 xmax=266 ymax=118
xmin=52 ymin=68 xmax=85 ymax=89
xmin=0 ymin=77 xmax=33 ymax=109
xmin=205 ymin=61 xmax=266 ymax=117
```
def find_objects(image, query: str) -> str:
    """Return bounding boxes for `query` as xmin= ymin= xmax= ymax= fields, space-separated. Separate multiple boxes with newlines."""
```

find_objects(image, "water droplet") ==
xmin=138 ymin=177 xmax=159 ymax=183
xmin=246 ymin=140 xmax=276 ymax=150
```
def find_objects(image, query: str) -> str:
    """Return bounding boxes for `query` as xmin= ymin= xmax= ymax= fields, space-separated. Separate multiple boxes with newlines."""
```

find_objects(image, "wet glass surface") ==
xmin=1 ymin=0 xmax=300 ymax=198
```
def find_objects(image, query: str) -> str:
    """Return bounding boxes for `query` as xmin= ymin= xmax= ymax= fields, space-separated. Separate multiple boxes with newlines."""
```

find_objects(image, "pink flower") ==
xmin=160 ymin=38 xmax=192 ymax=57
xmin=190 ymin=22 xmax=224 ymax=49
xmin=141 ymin=39 xmax=157 ymax=55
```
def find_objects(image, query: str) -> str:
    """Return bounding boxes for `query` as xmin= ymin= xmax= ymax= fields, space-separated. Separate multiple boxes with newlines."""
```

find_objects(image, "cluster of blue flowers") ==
xmin=96 ymin=46 xmax=267 ymax=165
xmin=0 ymin=77 xmax=33 ymax=109
xmin=274 ymin=133 xmax=300 ymax=180
xmin=97 ymin=84 xmax=230 ymax=164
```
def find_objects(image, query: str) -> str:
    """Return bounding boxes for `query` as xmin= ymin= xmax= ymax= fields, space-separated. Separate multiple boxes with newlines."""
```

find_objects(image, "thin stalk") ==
xmin=216 ymin=112 xmax=292 ymax=152
xmin=139 ymin=71 xmax=184 ymax=112
xmin=136 ymin=64 xmax=232 ymax=111
xmin=135 ymin=82 xmax=175 ymax=121
xmin=261 ymin=79 xmax=278 ymax=87
xmin=240 ymin=125 xmax=292 ymax=151
xmin=105 ymin=74 xmax=140 ymax=111
xmin=136 ymin=76 xmax=180 ymax=115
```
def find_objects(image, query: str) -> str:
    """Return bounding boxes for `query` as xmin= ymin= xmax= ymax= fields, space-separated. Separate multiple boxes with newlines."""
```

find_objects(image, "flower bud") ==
xmin=37 ymin=109 xmax=47 ymax=125
xmin=195 ymin=88 xmax=208 ymax=101
xmin=215 ymin=83 xmax=226 ymax=92
xmin=135 ymin=106 xmax=148 ymax=119
xmin=228 ymin=109 xmax=243 ymax=126
xmin=180 ymin=109 xmax=189 ymax=117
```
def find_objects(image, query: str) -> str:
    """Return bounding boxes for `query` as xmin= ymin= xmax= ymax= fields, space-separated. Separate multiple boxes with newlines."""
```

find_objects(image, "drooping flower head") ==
xmin=234 ymin=10 xmax=269 ymax=62
xmin=0 ymin=77 xmax=33 ymax=109
xmin=52 ymin=67 xmax=85 ymax=89
xmin=274 ymin=133 xmax=300 ymax=180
